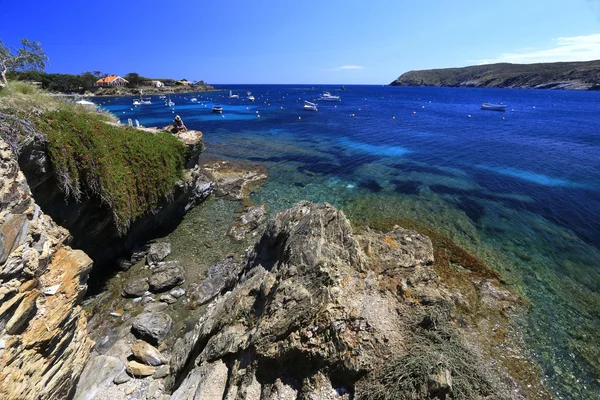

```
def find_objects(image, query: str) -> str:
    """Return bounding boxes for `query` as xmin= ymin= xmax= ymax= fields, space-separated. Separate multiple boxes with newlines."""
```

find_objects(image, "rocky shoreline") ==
xmin=0 ymin=107 xmax=550 ymax=398
xmin=91 ymin=85 xmax=217 ymax=97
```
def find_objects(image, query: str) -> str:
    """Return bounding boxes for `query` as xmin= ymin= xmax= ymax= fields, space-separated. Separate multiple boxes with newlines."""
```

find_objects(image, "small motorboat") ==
xmin=247 ymin=92 xmax=255 ymax=102
xmin=190 ymin=97 xmax=198 ymax=102
xmin=212 ymin=104 xmax=223 ymax=113
xmin=481 ymin=103 xmax=507 ymax=111
xmin=75 ymin=99 xmax=96 ymax=108
xmin=228 ymin=90 xmax=239 ymax=99
xmin=303 ymin=100 xmax=318 ymax=111
xmin=317 ymin=91 xmax=341 ymax=101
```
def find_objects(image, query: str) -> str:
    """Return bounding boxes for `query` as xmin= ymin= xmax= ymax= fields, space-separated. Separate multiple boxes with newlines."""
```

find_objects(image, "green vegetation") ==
xmin=33 ymin=109 xmax=186 ymax=234
xmin=1 ymin=82 xmax=187 ymax=235
xmin=390 ymin=60 xmax=600 ymax=90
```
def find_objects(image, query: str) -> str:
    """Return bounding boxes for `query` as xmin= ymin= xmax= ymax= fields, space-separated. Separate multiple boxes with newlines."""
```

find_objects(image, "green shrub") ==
xmin=34 ymin=109 xmax=186 ymax=235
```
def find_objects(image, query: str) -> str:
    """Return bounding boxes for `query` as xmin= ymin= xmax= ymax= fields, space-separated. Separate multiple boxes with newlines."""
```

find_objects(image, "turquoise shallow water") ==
xmin=98 ymin=85 xmax=600 ymax=398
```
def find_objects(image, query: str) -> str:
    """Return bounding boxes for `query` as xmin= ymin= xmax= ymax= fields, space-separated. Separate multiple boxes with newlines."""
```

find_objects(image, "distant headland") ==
xmin=390 ymin=60 xmax=600 ymax=90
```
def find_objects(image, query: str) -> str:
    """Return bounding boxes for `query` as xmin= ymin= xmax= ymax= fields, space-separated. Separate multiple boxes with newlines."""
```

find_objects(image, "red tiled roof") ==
xmin=95 ymin=75 xmax=124 ymax=84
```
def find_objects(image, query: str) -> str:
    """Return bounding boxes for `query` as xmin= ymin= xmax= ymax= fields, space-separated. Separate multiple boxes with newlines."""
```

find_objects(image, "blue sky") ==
xmin=1 ymin=0 xmax=599 ymax=84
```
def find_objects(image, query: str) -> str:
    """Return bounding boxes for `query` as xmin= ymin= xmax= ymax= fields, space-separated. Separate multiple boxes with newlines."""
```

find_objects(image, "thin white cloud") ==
xmin=328 ymin=65 xmax=365 ymax=71
xmin=474 ymin=33 xmax=600 ymax=64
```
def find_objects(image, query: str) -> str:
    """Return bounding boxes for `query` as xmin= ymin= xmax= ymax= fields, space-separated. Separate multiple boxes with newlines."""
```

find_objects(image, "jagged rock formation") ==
xmin=0 ymin=136 xmax=94 ymax=400
xmin=166 ymin=201 xmax=532 ymax=399
xmin=390 ymin=60 xmax=600 ymax=90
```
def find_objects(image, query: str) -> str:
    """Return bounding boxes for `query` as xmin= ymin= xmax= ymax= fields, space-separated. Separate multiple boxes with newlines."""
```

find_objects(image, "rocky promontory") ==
xmin=390 ymin=60 xmax=600 ymax=90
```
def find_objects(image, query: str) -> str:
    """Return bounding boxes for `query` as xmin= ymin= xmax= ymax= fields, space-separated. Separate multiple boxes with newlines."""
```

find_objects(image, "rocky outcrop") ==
xmin=0 ymin=137 xmax=94 ymax=400
xmin=390 ymin=60 xmax=600 ymax=90
xmin=166 ymin=201 xmax=532 ymax=399
xmin=9 ymin=121 xmax=214 ymax=269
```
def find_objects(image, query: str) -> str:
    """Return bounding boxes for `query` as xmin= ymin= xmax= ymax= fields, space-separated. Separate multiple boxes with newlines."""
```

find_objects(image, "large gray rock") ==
xmin=149 ymin=261 xmax=185 ymax=292
xmin=166 ymin=202 xmax=524 ymax=399
xmin=131 ymin=312 xmax=173 ymax=345
xmin=188 ymin=256 xmax=241 ymax=308
xmin=147 ymin=243 xmax=171 ymax=265
xmin=122 ymin=277 xmax=149 ymax=298
xmin=73 ymin=354 xmax=125 ymax=400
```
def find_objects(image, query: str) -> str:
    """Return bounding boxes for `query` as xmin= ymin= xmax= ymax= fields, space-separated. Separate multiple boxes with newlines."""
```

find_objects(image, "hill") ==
xmin=390 ymin=60 xmax=600 ymax=90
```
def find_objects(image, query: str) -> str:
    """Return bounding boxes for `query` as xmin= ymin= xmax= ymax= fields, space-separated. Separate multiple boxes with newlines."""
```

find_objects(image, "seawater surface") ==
xmin=98 ymin=85 xmax=600 ymax=399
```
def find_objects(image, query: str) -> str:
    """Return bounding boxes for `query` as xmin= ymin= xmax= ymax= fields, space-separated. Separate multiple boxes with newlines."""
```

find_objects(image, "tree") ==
xmin=0 ymin=38 xmax=49 ymax=89
xmin=124 ymin=72 xmax=141 ymax=87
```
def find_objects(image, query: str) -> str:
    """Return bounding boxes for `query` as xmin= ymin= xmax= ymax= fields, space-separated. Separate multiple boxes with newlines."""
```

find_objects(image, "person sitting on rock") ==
xmin=171 ymin=115 xmax=187 ymax=133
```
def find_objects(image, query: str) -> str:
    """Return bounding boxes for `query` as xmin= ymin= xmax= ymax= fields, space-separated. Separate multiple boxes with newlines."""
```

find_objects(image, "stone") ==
xmin=147 ymin=243 xmax=171 ymax=265
xmin=428 ymin=368 xmax=453 ymax=398
xmin=153 ymin=364 xmax=170 ymax=379
xmin=147 ymin=380 xmax=161 ymax=398
xmin=131 ymin=312 xmax=173 ymax=345
xmin=123 ymin=302 xmax=134 ymax=311
xmin=169 ymin=288 xmax=185 ymax=298
xmin=127 ymin=360 xmax=157 ymax=377
xmin=229 ymin=204 xmax=267 ymax=241
xmin=0 ymin=214 xmax=30 ymax=266
xmin=73 ymin=355 xmax=125 ymax=400
xmin=143 ymin=302 xmax=168 ymax=313
xmin=160 ymin=294 xmax=177 ymax=304
xmin=131 ymin=340 xmax=169 ymax=366
xmin=113 ymin=371 xmax=132 ymax=385
xmin=122 ymin=277 xmax=149 ymax=298
xmin=5 ymin=291 xmax=38 ymax=334
xmin=188 ymin=256 xmax=240 ymax=307
xmin=149 ymin=262 xmax=185 ymax=292
xmin=124 ymin=383 xmax=137 ymax=395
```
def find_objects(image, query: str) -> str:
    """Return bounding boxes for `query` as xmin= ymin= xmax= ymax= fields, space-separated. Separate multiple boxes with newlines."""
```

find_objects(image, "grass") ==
xmin=1 ymin=81 xmax=187 ymax=235
xmin=33 ymin=109 xmax=186 ymax=234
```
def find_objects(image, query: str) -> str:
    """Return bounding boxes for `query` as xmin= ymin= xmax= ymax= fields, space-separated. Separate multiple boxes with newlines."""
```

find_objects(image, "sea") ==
xmin=97 ymin=84 xmax=600 ymax=399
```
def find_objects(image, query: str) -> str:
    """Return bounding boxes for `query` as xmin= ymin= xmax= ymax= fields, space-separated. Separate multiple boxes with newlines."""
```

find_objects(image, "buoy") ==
xmin=256 ymin=111 xmax=259 ymax=114
xmin=257 ymin=115 xmax=260 ymax=118
xmin=413 ymin=111 xmax=416 ymax=114
xmin=351 ymin=113 xmax=355 ymax=117
xmin=468 ymin=114 xmax=471 ymax=118
xmin=298 ymin=116 xmax=301 ymax=120
xmin=502 ymin=116 xmax=506 ymax=120
xmin=392 ymin=116 xmax=395 ymax=119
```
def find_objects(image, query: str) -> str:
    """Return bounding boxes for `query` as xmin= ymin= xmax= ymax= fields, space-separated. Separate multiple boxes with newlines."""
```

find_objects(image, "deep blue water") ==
xmin=97 ymin=85 xmax=600 ymax=398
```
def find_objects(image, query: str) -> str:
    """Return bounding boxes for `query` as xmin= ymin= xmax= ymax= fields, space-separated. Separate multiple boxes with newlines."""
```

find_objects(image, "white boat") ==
xmin=303 ymin=100 xmax=318 ymax=111
xmin=75 ymin=99 xmax=96 ymax=108
xmin=190 ymin=97 xmax=198 ymax=102
xmin=212 ymin=104 xmax=223 ymax=113
xmin=481 ymin=103 xmax=507 ymax=111
xmin=133 ymin=92 xmax=152 ymax=105
xmin=247 ymin=92 xmax=255 ymax=102
xmin=317 ymin=91 xmax=341 ymax=101
xmin=165 ymin=94 xmax=175 ymax=107
xmin=228 ymin=90 xmax=239 ymax=99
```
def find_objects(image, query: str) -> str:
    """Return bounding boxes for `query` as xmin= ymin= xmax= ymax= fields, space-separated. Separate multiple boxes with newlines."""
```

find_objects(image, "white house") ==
xmin=152 ymin=80 xmax=164 ymax=88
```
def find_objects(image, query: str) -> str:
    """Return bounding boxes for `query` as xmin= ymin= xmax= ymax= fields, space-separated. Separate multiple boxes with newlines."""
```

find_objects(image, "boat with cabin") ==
xmin=228 ymin=90 xmax=239 ymax=99
xmin=481 ymin=103 xmax=507 ymax=111
xmin=317 ymin=91 xmax=341 ymax=102
xmin=247 ymin=91 xmax=255 ymax=102
xmin=133 ymin=92 xmax=152 ymax=105
xmin=212 ymin=104 xmax=223 ymax=113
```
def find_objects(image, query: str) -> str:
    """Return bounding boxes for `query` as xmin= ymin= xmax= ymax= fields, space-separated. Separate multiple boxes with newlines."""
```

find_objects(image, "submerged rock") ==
xmin=149 ymin=261 xmax=185 ymax=292
xmin=122 ymin=277 xmax=149 ymax=298
xmin=131 ymin=312 xmax=173 ymax=345
xmin=147 ymin=243 xmax=171 ymax=266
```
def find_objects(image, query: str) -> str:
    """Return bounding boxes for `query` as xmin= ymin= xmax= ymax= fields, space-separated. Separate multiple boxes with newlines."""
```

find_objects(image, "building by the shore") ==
xmin=94 ymin=75 xmax=129 ymax=87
